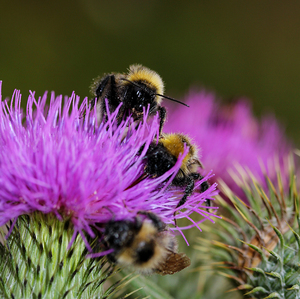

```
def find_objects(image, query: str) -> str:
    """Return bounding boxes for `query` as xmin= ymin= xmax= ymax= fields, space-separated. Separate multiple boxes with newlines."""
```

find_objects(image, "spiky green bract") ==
xmin=0 ymin=212 xmax=134 ymax=299
xmin=197 ymin=156 xmax=300 ymax=299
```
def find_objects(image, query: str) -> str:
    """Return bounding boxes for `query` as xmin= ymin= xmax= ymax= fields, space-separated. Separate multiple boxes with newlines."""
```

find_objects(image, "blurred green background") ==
xmin=1 ymin=1 xmax=300 ymax=144
xmin=1 ymin=2 xmax=298 ymax=298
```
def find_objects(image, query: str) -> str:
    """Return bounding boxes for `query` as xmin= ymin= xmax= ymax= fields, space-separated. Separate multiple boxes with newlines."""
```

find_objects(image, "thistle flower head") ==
xmin=0 ymin=83 xmax=217 ymax=244
xmin=164 ymin=91 xmax=291 ymax=199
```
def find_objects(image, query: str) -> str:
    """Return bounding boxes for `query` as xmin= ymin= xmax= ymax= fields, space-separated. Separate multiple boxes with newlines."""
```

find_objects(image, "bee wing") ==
xmin=155 ymin=252 xmax=191 ymax=275
xmin=189 ymin=158 xmax=203 ymax=171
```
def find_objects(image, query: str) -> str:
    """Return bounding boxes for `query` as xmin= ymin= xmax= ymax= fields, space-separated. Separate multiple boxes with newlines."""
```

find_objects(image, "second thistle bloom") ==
xmin=164 ymin=91 xmax=291 ymax=199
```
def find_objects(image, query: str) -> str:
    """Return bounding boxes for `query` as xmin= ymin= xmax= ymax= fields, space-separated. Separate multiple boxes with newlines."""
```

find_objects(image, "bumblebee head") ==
xmin=119 ymin=64 xmax=165 ymax=115
xmin=126 ymin=64 xmax=165 ymax=102
xmin=120 ymin=65 xmax=188 ymax=115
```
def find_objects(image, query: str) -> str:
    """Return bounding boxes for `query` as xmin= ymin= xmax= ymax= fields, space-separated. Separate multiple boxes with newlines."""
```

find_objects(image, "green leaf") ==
xmin=124 ymin=275 xmax=175 ymax=299
xmin=244 ymin=286 xmax=269 ymax=295
xmin=263 ymin=292 xmax=281 ymax=298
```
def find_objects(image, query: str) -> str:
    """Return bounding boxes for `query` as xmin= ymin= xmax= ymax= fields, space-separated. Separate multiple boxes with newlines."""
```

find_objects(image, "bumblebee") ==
xmin=103 ymin=211 xmax=190 ymax=275
xmin=144 ymin=133 xmax=210 ymax=212
xmin=90 ymin=64 xmax=188 ymax=135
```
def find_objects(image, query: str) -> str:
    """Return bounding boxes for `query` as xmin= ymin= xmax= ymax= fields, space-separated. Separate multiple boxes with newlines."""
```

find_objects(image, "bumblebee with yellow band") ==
xmin=90 ymin=64 xmax=188 ymax=136
xmin=144 ymin=133 xmax=210 ymax=215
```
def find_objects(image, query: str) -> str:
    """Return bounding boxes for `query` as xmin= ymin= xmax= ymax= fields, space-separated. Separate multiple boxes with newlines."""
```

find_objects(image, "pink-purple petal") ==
xmin=0 ymin=83 xmax=217 ymax=244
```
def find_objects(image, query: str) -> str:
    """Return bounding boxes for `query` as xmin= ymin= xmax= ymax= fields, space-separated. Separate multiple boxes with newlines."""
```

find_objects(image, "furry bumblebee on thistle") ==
xmin=90 ymin=64 xmax=211 ymax=275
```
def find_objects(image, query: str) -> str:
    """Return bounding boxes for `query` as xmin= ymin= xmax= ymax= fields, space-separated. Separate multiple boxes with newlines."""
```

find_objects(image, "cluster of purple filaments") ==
xmin=0 ymin=82 xmax=218 ymax=245
xmin=164 ymin=91 xmax=291 ymax=198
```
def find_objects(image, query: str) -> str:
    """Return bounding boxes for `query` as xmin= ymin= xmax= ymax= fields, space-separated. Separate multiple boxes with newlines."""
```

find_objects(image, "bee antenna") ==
xmin=156 ymin=93 xmax=189 ymax=107
xmin=120 ymin=78 xmax=189 ymax=107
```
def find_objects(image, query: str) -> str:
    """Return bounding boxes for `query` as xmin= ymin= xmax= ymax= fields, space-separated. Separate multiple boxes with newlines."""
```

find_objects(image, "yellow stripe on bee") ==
xmin=127 ymin=64 xmax=165 ymax=98
xmin=160 ymin=134 xmax=195 ymax=171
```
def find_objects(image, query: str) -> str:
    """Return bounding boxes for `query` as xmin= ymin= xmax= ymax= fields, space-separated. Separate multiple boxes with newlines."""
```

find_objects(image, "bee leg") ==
xmin=138 ymin=211 xmax=166 ymax=232
xmin=102 ymin=206 xmax=116 ymax=220
xmin=157 ymin=106 xmax=167 ymax=137
xmin=94 ymin=75 xmax=119 ymax=123
xmin=93 ymin=75 xmax=110 ymax=122
xmin=192 ymin=173 xmax=211 ymax=209
xmin=95 ymin=75 xmax=111 ymax=97
xmin=173 ymin=176 xmax=194 ymax=226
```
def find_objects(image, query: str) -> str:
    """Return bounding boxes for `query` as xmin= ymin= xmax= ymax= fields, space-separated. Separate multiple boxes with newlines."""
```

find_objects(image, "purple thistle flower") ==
xmin=164 ymin=91 xmax=291 ymax=198
xmin=0 ymin=83 xmax=218 ymax=246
